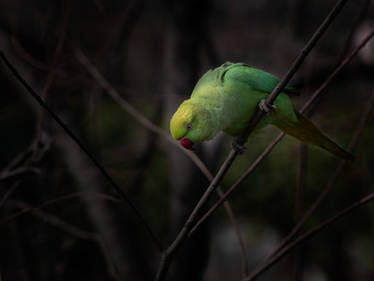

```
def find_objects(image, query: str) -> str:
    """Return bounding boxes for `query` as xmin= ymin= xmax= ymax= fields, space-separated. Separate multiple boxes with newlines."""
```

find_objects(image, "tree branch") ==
xmin=74 ymin=47 xmax=250 ymax=276
xmin=0 ymin=191 xmax=120 ymax=225
xmin=188 ymin=27 xmax=374 ymax=238
xmin=7 ymin=199 xmax=123 ymax=281
xmin=249 ymin=89 xmax=374 ymax=280
xmin=242 ymin=190 xmax=374 ymax=281
xmin=154 ymin=0 xmax=349 ymax=279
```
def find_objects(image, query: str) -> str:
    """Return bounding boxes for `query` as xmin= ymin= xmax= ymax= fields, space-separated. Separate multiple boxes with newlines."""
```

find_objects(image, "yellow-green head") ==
xmin=170 ymin=100 xmax=216 ymax=149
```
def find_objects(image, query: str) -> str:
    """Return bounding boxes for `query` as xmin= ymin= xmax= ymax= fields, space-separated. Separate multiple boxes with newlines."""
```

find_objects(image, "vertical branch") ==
xmin=292 ymin=144 xmax=308 ymax=281
xmin=296 ymin=145 xmax=307 ymax=220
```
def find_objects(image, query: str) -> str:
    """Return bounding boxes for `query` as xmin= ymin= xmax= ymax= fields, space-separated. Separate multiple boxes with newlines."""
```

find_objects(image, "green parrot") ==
xmin=170 ymin=62 xmax=353 ymax=160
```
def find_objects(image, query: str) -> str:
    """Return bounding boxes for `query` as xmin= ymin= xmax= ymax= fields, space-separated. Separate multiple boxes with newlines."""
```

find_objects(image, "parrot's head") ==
xmin=170 ymin=100 xmax=216 ymax=150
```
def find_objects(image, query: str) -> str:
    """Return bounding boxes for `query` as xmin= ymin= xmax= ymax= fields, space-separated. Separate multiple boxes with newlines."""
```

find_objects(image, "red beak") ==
xmin=179 ymin=138 xmax=194 ymax=150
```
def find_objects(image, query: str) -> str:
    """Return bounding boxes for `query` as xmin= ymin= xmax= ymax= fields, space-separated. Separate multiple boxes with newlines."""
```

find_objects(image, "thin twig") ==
xmin=74 ymin=48 xmax=212 ymax=178
xmin=188 ymin=133 xmax=285 ymax=236
xmin=0 ymin=182 xmax=20 ymax=210
xmin=336 ymin=0 xmax=370 ymax=64
xmin=32 ymin=0 xmax=72 ymax=159
xmin=0 ymin=191 xmax=120 ymax=225
xmin=154 ymin=0 xmax=348 ymax=279
xmin=11 ymin=35 xmax=50 ymax=71
xmin=9 ymin=200 xmax=98 ymax=240
xmin=2 ymin=145 xmax=33 ymax=172
xmin=242 ymin=191 xmax=374 ymax=281
xmin=0 ymin=167 xmax=40 ymax=183
xmin=302 ymin=29 xmax=374 ymax=116
xmin=235 ymin=0 xmax=349 ymax=146
xmin=189 ymin=26 xmax=374 ymax=237
xmin=0 ymin=50 xmax=163 ymax=251
xmin=216 ymin=187 xmax=249 ymax=277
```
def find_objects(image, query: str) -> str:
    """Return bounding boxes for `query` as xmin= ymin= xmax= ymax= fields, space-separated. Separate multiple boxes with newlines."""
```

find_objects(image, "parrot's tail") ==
xmin=274 ymin=111 xmax=354 ymax=161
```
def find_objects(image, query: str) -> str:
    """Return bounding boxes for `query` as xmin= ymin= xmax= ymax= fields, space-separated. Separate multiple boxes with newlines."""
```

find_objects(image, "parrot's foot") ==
xmin=232 ymin=140 xmax=246 ymax=154
xmin=259 ymin=99 xmax=277 ymax=114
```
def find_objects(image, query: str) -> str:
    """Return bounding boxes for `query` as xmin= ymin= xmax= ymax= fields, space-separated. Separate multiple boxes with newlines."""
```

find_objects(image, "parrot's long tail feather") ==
xmin=274 ymin=111 xmax=354 ymax=161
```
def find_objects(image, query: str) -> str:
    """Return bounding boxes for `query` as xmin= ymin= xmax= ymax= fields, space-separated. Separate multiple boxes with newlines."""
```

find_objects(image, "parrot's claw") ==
xmin=232 ymin=140 xmax=246 ymax=154
xmin=259 ymin=99 xmax=276 ymax=114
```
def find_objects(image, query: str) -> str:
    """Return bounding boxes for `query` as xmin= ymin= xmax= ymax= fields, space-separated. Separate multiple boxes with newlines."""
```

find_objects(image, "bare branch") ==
xmin=243 ymin=90 xmax=374 ymax=281
xmin=302 ymin=29 xmax=374 ymax=115
xmin=235 ymin=0 xmax=349 ymax=146
xmin=0 ymin=183 xmax=20 ymax=210
xmin=9 ymin=200 xmax=98 ymax=240
xmin=0 ymin=167 xmax=40 ymax=183
xmin=242 ymin=190 xmax=374 ymax=281
xmin=0 ymin=191 xmax=120 ymax=225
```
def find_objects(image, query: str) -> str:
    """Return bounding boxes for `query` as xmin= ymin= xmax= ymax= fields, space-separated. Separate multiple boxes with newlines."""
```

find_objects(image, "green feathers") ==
xmin=170 ymin=62 xmax=353 ymax=160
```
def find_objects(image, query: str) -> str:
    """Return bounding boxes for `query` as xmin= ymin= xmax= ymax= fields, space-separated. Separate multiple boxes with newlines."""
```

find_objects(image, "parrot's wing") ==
xmin=221 ymin=62 xmax=297 ymax=94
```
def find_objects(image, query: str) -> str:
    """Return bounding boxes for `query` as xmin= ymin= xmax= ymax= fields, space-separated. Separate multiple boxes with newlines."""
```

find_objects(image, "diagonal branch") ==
xmin=188 ymin=27 xmax=374 ymax=237
xmin=242 ymin=190 xmax=374 ymax=281
xmin=235 ymin=0 xmax=349 ymax=146
xmin=0 ymin=50 xmax=163 ymax=252
xmin=257 ymin=88 xmax=374 ymax=265
xmin=154 ymin=0 xmax=349 ymax=280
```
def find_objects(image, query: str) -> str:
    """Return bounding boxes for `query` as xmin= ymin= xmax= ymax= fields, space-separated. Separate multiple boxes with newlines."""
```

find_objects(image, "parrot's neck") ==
xmin=190 ymin=90 xmax=231 ymax=135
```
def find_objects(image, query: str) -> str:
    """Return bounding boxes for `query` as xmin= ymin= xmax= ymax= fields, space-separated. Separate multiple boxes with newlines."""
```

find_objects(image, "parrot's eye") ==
xmin=187 ymin=124 xmax=192 ymax=130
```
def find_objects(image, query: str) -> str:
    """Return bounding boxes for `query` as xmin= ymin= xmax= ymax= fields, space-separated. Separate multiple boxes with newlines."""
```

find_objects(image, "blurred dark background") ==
xmin=1 ymin=0 xmax=374 ymax=280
